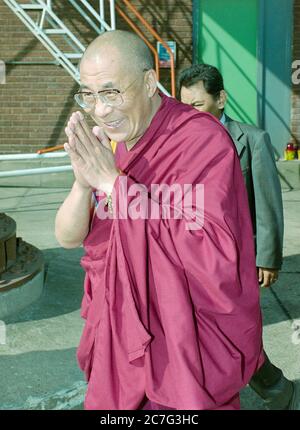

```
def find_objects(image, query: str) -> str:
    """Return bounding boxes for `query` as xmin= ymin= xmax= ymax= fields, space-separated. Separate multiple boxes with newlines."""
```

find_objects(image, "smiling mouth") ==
xmin=104 ymin=119 xmax=125 ymax=129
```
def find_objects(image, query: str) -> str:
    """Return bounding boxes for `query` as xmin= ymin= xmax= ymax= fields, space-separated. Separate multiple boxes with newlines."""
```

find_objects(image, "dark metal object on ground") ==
xmin=0 ymin=213 xmax=44 ymax=317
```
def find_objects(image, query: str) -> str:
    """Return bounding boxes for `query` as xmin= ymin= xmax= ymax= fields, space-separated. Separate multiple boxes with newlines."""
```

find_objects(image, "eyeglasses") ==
xmin=74 ymin=76 xmax=140 ymax=109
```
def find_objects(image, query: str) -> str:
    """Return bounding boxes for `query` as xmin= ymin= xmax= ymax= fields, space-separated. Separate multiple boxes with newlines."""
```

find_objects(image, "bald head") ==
xmin=80 ymin=30 xmax=154 ymax=74
xmin=77 ymin=30 xmax=160 ymax=148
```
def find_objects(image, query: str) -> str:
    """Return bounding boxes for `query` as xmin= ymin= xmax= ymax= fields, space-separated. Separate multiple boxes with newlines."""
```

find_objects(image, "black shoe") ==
xmin=249 ymin=355 xmax=294 ymax=410
xmin=287 ymin=382 xmax=300 ymax=410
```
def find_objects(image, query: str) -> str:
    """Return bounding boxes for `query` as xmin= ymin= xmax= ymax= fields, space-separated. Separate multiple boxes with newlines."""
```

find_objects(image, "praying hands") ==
xmin=64 ymin=111 xmax=119 ymax=195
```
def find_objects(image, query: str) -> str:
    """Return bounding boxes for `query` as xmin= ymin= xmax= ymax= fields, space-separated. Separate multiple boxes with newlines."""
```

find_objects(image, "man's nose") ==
xmin=94 ymin=98 xmax=113 ymax=117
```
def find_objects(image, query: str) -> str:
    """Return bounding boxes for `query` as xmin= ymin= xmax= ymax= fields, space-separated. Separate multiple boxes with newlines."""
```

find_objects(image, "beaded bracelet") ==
xmin=105 ymin=193 xmax=113 ymax=214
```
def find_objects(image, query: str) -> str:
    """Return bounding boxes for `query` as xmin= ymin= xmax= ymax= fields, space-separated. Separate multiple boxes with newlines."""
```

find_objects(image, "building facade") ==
xmin=0 ymin=0 xmax=299 ymax=157
xmin=0 ymin=0 xmax=193 ymax=154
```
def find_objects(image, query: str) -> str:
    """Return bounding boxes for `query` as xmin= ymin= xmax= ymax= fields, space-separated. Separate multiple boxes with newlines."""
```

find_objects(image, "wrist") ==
xmin=99 ymin=172 xmax=119 ymax=196
xmin=74 ymin=180 xmax=91 ymax=194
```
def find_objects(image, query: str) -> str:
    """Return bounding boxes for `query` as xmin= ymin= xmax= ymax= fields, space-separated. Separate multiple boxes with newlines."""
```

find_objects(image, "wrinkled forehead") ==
xmin=79 ymin=50 xmax=126 ymax=90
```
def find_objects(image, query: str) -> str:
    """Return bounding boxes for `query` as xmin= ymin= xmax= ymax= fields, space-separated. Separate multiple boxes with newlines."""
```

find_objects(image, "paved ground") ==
xmin=0 ymin=177 xmax=299 ymax=410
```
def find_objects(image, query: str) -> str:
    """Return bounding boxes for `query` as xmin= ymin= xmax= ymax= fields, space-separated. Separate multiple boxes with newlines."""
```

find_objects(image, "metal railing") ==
xmin=2 ymin=0 xmax=175 ymax=169
xmin=120 ymin=0 xmax=176 ymax=97
xmin=0 ymin=151 xmax=71 ymax=178
xmin=3 ymin=0 xmax=85 ymax=83
xmin=0 ymin=165 xmax=72 ymax=178
xmin=0 ymin=152 xmax=68 ymax=160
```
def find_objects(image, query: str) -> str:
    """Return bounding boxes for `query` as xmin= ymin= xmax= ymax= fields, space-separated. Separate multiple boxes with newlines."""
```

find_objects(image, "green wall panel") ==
xmin=199 ymin=0 xmax=258 ymax=125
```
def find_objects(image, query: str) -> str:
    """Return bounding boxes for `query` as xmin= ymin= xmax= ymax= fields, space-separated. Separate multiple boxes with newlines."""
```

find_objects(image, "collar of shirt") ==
xmin=220 ymin=112 xmax=226 ymax=125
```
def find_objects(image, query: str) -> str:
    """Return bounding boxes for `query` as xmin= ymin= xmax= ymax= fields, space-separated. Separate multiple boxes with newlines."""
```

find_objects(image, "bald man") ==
xmin=55 ymin=30 xmax=264 ymax=410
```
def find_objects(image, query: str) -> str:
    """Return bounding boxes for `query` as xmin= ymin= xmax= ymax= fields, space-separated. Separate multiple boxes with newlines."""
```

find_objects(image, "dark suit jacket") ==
xmin=224 ymin=115 xmax=283 ymax=269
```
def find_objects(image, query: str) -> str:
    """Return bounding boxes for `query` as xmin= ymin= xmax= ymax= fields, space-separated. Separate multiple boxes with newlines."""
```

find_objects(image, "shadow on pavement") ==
xmin=0 ymin=347 xmax=85 ymax=410
xmin=260 ymin=253 xmax=300 ymax=327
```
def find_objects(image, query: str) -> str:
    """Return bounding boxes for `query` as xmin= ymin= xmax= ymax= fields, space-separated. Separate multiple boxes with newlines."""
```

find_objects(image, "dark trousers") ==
xmin=249 ymin=353 xmax=293 ymax=409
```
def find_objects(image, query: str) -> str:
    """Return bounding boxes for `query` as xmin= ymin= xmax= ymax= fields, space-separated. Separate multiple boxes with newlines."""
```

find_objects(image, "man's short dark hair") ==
xmin=178 ymin=64 xmax=224 ymax=100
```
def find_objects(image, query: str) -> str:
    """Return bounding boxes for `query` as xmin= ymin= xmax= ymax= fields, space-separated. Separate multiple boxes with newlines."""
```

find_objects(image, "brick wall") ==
xmin=292 ymin=0 xmax=300 ymax=145
xmin=0 ymin=0 xmax=192 ymax=153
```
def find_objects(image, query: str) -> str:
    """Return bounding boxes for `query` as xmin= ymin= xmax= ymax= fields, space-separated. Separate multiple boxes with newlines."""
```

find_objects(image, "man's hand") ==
xmin=64 ymin=111 xmax=119 ymax=194
xmin=257 ymin=267 xmax=279 ymax=288
xmin=65 ymin=116 xmax=90 ymax=190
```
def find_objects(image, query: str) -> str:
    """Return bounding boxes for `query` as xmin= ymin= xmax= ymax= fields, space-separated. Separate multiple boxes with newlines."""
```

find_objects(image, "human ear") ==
xmin=218 ymin=90 xmax=227 ymax=109
xmin=144 ymin=69 xmax=157 ymax=97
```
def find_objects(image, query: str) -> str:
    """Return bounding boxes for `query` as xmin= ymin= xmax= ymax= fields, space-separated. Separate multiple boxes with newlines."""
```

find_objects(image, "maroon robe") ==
xmin=77 ymin=94 xmax=264 ymax=410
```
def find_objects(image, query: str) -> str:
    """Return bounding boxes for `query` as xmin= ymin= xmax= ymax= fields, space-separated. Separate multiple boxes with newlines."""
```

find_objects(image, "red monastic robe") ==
xmin=77 ymin=94 xmax=264 ymax=410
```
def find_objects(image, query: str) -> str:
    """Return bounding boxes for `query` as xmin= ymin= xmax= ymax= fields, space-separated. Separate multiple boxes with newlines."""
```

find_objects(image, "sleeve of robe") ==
xmin=109 ymin=116 xmax=264 ymax=410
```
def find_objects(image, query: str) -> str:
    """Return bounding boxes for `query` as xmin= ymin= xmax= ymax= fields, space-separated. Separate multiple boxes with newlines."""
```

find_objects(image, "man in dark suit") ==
xmin=178 ymin=63 xmax=299 ymax=410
